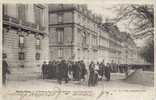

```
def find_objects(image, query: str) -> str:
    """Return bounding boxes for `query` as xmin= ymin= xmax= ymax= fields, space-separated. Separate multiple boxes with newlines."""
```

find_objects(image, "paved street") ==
xmin=6 ymin=73 xmax=153 ymax=90
xmin=3 ymin=73 xmax=154 ymax=100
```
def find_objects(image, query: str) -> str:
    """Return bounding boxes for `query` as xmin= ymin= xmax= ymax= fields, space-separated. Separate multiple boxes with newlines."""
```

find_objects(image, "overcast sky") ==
xmin=87 ymin=4 xmax=146 ymax=47
xmin=87 ymin=4 xmax=128 ymax=32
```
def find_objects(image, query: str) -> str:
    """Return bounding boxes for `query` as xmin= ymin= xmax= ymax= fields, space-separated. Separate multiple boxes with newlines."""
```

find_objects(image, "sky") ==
xmin=87 ymin=4 xmax=146 ymax=47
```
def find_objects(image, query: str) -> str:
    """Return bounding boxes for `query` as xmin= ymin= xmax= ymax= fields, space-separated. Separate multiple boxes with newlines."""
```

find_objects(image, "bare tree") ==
xmin=110 ymin=5 xmax=154 ymax=64
xmin=111 ymin=4 xmax=154 ymax=39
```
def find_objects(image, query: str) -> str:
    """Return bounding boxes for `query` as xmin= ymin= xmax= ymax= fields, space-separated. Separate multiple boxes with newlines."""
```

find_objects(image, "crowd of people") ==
xmin=41 ymin=60 xmax=129 ymax=86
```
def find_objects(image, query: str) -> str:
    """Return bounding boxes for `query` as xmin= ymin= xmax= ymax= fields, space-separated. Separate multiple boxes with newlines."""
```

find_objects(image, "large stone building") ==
xmin=3 ymin=4 xmax=145 ymax=80
xmin=49 ymin=4 xmax=102 ymax=64
xmin=2 ymin=4 xmax=49 ymax=79
xmin=48 ymin=4 xmax=139 ymax=66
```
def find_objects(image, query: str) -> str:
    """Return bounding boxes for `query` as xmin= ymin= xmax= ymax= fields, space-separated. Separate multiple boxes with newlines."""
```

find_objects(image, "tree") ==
xmin=140 ymin=39 xmax=154 ymax=63
xmin=110 ymin=5 xmax=154 ymax=64
xmin=111 ymin=4 xmax=154 ymax=39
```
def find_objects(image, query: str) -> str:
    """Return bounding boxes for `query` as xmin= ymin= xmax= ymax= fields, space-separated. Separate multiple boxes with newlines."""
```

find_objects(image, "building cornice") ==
xmin=49 ymin=6 xmax=102 ymax=25
xmin=3 ymin=15 xmax=47 ymax=36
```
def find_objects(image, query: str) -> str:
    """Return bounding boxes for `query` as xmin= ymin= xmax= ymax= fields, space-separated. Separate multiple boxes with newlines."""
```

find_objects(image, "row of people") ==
xmin=42 ymin=60 xmax=87 ymax=84
xmin=41 ymin=60 xmax=129 ymax=86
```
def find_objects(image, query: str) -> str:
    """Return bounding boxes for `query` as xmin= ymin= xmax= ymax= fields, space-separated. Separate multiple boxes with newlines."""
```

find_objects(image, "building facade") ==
xmin=3 ymin=4 xmax=49 ymax=79
xmin=48 ymin=4 xmax=139 ymax=66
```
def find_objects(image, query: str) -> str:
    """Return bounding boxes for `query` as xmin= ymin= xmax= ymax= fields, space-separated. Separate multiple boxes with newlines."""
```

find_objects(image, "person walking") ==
xmin=75 ymin=61 xmax=80 ymax=81
xmin=42 ymin=61 xmax=48 ymax=79
xmin=52 ymin=60 xmax=57 ymax=79
xmin=47 ymin=61 xmax=52 ymax=79
xmin=56 ymin=61 xmax=63 ymax=84
xmin=2 ymin=55 xmax=10 ymax=86
xmin=105 ymin=63 xmax=111 ymax=81
xmin=99 ymin=62 xmax=104 ymax=81
xmin=62 ymin=60 xmax=69 ymax=83
xmin=80 ymin=60 xmax=87 ymax=82
xmin=67 ymin=61 xmax=73 ymax=80
xmin=88 ymin=61 xmax=95 ymax=86
xmin=72 ymin=61 xmax=77 ymax=81
xmin=94 ymin=62 xmax=99 ymax=85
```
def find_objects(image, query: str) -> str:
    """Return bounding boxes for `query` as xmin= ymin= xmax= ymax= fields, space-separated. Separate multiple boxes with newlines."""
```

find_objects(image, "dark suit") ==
xmin=42 ymin=63 xmax=48 ymax=79
xmin=2 ymin=60 xmax=10 ymax=86
xmin=105 ymin=66 xmax=111 ymax=81
xmin=88 ymin=64 xmax=95 ymax=86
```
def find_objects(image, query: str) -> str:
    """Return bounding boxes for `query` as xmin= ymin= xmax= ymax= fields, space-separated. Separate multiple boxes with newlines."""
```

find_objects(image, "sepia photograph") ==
xmin=2 ymin=2 xmax=155 ymax=100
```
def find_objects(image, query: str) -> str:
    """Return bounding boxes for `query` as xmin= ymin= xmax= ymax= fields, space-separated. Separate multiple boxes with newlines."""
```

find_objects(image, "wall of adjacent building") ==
xmin=3 ymin=4 xmax=49 ymax=79
xmin=49 ymin=10 xmax=74 ymax=60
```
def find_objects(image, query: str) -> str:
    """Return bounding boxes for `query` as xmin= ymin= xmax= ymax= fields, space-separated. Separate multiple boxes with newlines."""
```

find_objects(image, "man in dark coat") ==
xmin=62 ymin=60 xmax=69 ymax=83
xmin=88 ymin=61 xmax=95 ymax=86
xmin=75 ymin=61 xmax=80 ymax=81
xmin=56 ymin=61 xmax=62 ymax=84
xmin=80 ymin=60 xmax=87 ymax=81
xmin=52 ymin=60 xmax=57 ymax=78
xmin=2 ymin=57 xmax=10 ymax=86
xmin=72 ymin=61 xmax=77 ymax=81
xmin=47 ymin=61 xmax=53 ymax=79
xmin=42 ymin=61 xmax=48 ymax=79
xmin=98 ymin=63 xmax=104 ymax=80
xmin=105 ymin=63 xmax=111 ymax=81
xmin=56 ymin=60 xmax=69 ymax=84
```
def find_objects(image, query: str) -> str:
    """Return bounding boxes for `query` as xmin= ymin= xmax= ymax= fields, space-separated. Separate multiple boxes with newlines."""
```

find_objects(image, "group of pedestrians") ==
xmin=88 ymin=61 xmax=111 ymax=86
xmin=42 ymin=59 xmax=130 ymax=86
xmin=41 ymin=60 xmax=87 ymax=84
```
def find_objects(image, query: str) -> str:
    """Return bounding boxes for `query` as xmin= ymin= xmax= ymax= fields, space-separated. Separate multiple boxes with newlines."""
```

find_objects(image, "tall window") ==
xmin=92 ymin=36 xmax=97 ymax=46
xmin=18 ymin=4 xmax=28 ymax=21
xmin=57 ymin=28 xmax=64 ymax=43
xmin=19 ymin=52 xmax=25 ymax=60
xmin=35 ymin=52 xmax=40 ymax=60
xmin=36 ymin=39 xmax=41 ymax=49
xmin=58 ymin=48 xmax=63 ymax=58
xmin=34 ymin=5 xmax=44 ymax=26
xmin=19 ymin=35 xmax=24 ymax=48
xmin=57 ymin=13 xmax=63 ymax=23
xmin=82 ymin=32 xmax=87 ymax=44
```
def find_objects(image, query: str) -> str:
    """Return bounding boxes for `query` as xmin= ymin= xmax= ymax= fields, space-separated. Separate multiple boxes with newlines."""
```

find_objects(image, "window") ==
xmin=36 ymin=39 xmax=41 ymax=49
xmin=82 ymin=32 xmax=87 ymax=44
xmin=58 ymin=48 xmax=63 ymax=58
xmin=57 ymin=28 xmax=64 ymax=43
xmin=19 ymin=52 xmax=25 ymax=60
xmin=17 ymin=4 xmax=28 ymax=21
xmin=34 ymin=5 xmax=44 ymax=26
xmin=35 ymin=53 xmax=40 ymax=60
xmin=92 ymin=36 xmax=97 ymax=46
xmin=19 ymin=35 xmax=24 ymax=48
xmin=57 ymin=13 xmax=63 ymax=23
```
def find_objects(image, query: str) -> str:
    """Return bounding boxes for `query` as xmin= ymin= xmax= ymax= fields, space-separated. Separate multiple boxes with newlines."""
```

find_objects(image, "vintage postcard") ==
xmin=1 ymin=0 xmax=155 ymax=100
